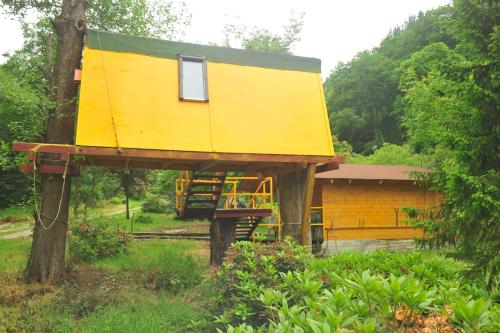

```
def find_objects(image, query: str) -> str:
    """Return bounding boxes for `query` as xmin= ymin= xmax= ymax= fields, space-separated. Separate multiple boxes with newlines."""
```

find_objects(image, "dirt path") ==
xmin=103 ymin=206 xmax=141 ymax=216
xmin=0 ymin=203 xmax=143 ymax=240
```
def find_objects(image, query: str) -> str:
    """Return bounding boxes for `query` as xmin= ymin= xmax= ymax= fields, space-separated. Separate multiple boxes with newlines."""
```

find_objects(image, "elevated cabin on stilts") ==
xmin=14 ymin=30 xmax=340 ymax=263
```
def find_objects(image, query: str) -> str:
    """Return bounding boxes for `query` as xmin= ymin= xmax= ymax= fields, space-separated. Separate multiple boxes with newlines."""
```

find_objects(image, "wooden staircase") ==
xmin=235 ymin=217 xmax=262 ymax=241
xmin=180 ymin=172 xmax=226 ymax=220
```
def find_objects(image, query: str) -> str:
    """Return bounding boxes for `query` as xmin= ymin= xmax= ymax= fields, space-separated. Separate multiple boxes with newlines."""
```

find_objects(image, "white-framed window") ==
xmin=178 ymin=55 xmax=208 ymax=101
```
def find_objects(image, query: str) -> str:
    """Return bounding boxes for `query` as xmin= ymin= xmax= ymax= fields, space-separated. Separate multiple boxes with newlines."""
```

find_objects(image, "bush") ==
xmin=70 ymin=219 xmax=128 ymax=262
xmin=215 ymin=237 xmax=310 ymax=326
xmin=109 ymin=196 xmax=123 ymax=205
xmin=141 ymin=194 xmax=168 ymax=213
xmin=215 ymin=239 xmax=500 ymax=332
xmin=146 ymin=247 xmax=204 ymax=294
xmin=135 ymin=214 xmax=153 ymax=224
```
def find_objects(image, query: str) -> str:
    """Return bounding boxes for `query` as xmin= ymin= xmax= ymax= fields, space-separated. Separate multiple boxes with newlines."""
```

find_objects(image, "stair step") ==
xmin=191 ymin=183 xmax=222 ymax=188
xmin=193 ymin=174 xmax=226 ymax=179
xmin=190 ymin=190 xmax=220 ymax=195
xmin=187 ymin=199 xmax=218 ymax=203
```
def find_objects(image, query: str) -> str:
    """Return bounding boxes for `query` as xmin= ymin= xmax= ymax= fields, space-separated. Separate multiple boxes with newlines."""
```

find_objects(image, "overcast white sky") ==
xmin=0 ymin=0 xmax=450 ymax=75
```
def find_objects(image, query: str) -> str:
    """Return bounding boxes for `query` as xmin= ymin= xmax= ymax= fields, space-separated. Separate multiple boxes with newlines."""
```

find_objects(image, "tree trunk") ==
xmin=278 ymin=164 xmax=316 ymax=246
xmin=210 ymin=219 xmax=236 ymax=265
xmin=26 ymin=0 xmax=87 ymax=284
xmin=125 ymin=192 xmax=130 ymax=219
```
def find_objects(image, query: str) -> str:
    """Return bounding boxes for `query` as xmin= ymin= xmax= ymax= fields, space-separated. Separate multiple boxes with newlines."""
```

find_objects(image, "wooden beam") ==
xmin=301 ymin=164 xmax=316 ymax=246
xmin=316 ymin=159 xmax=343 ymax=174
xmin=20 ymin=164 xmax=80 ymax=176
xmin=160 ymin=160 xmax=174 ymax=169
xmin=198 ymin=160 xmax=219 ymax=172
xmin=13 ymin=142 xmax=335 ymax=164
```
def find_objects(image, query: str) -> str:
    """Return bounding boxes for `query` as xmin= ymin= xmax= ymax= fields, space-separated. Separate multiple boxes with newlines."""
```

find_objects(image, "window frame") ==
xmin=178 ymin=55 xmax=209 ymax=102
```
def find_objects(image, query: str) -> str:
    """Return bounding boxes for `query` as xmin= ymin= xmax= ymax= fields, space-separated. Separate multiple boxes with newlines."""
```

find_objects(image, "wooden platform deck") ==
xmin=12 ymin=142 xmax=342 ymax=174
xmin=214 ymin=208 xmax=273 ymax=219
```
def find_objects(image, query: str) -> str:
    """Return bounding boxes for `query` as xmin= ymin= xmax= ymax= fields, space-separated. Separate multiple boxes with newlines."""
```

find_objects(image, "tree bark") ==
xmin=210 ymin=218 xmax=236 ymax=265
xmin=26 ymin=0 xmax=87 ymax=284
xmin=278 ymin=164 xmax=316 ymax=246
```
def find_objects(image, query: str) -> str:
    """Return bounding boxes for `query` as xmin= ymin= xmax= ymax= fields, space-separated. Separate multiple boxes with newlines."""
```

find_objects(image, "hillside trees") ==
xmin=400 ymin=0 xmax=499 ymax=283
xmin=325 ymin=6 xmax=456 ymax=153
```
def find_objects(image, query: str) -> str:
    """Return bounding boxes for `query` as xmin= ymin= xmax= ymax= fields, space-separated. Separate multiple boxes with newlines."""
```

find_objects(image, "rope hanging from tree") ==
xmin=32 ymin=149 xmax=70 ymax=230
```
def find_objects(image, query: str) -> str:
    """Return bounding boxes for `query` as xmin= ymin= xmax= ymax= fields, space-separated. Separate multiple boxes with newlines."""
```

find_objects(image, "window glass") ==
xmin=180 ymin=58 xmax=207 ymax=101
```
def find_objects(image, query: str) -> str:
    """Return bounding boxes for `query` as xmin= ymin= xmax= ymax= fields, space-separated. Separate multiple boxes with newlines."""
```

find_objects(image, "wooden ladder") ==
xmin=234 ymin=216 xmax=262 ymax=241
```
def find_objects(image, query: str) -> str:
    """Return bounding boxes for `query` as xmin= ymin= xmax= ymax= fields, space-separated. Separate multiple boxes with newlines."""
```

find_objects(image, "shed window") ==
xmin=179 ymin=56 xmax=208 ymax=101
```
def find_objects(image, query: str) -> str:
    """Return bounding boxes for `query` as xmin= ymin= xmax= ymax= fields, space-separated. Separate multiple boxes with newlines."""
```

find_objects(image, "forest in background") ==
xmin=324 ymin=0 xmax=498 ymax=281
xmin=0 ymin=0 xmax=498 ymax=281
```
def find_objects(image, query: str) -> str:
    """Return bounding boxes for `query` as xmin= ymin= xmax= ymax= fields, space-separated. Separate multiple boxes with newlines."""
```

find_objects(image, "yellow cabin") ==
xmin=312 ymin=164 xmax=443 ymax=252
xmin=74 ymin=30 xmax=334 ymax=168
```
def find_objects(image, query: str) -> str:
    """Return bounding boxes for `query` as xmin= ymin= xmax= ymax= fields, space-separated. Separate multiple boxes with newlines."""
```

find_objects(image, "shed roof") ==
xmin=316 ymin=164 xmax=427 ymax=181
xmin=86 ymin=30 xmax=321 ymax=73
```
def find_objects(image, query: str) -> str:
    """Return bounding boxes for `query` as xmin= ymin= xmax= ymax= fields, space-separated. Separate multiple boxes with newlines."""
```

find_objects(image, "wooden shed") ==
xmin=312 ymin=164 xmax=442 ymax=251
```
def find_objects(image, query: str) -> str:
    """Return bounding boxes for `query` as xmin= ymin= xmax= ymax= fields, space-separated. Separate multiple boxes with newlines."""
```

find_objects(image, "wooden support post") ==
xmin=301 ymin=164 xmax=316 ymax=246
xmin=278 ymin=163 xmax=316 ymax=246
xmin=210 ymin=218 xmax=236 ymax=265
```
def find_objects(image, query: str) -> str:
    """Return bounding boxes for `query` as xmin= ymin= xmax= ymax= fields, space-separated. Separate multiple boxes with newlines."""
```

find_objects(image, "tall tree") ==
xmin=1 ymin=0 xmax=191 ymax=283
xmin=324 ymin=6 xmax=456 ymax=153
xmin=400 ymin=0 xmax=499 ymax=283
xmin=222 ymin=13 xmax=304 ymax=54
xmin=1 ymin=0 xmax=87 ymax=283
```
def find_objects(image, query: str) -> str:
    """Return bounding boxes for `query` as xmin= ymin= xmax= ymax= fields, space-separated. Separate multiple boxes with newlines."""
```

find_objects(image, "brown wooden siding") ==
xmin=320 ymin=179 xmax=441 ymax=240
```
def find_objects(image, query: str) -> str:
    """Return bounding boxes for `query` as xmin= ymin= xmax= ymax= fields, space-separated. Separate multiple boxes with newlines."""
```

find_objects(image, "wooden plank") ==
xmin=326 ymin=227 xmax=424 ymax=240
xmin=215 ymin=209 xmax=273 ymax=219
xmin=316 ymin=160 xmax=343 ymax=173
xmin=19 ymin=164 xmax=80 ymax=176
xmin=12 ymin=142 xmax=337 ymax=164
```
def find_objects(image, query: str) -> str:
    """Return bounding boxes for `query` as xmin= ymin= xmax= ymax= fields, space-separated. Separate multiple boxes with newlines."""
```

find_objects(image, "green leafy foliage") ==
xmin=324 ymin=6 xmax=456 ymax=153
xmin=349 ymin=143 xmax=427 ymax=166
xmin=70 ymin=219 xmax=128 ymax=262
xmin=134 ymin=214 xmax=153 ymax=224
xmin=222 ymin=13 xmax=304 ymax=54
xmin=141 ymin=194 xmax=170 ymax=214
xmin=399 ymin=0 xmax=499 ymax=284
xmin=217 ymin=240 xmax=499 ymax=332
xmin=0 ymin=67 xmax=46 ymax=207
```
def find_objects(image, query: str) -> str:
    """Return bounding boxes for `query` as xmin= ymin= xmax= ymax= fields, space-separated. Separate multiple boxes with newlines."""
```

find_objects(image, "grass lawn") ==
xmin=0 ymin=238 xmax=31 ymax=271
xmin=0 ymin=206 xmax=32 ymax=219
xmin=0 ymin=238 xmax=213 ymax=332
xmin=80 ymin=211 xmax=188 ymax=233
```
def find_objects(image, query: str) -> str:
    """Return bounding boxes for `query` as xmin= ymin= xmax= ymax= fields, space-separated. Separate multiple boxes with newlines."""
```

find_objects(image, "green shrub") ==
xmin=70 ymin=219 xmax=128 ymax=262
xmin=141 ymin=194 xmax=168 ymax=213
xmin=146 ymin=247 xmax=204 ymax=293
xmin=109 ymin=196 xmax=123 ymax=205
xmin=215 ymin=237 xmax=310 ymax=326
xmin=215 ymin=239 xmax=499 ymax=332
xmin=135 ymin=214 xmax=153 ymax=224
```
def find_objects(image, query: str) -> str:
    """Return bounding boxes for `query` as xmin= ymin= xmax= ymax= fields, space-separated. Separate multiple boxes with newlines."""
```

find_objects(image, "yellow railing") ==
xmin=222 ymin=176 xmax=273 ymax=209
xmin=310 ymin=206 xmax=323 ymax=227
xmin=176 ymin=173 xmax=275 ymax=210
xmin=176 ymin=174 xmax=324 ymax=242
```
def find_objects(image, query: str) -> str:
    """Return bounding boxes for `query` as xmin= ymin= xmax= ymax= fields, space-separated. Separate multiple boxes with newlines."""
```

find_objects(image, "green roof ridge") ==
xmin=86 ymin=30 xmax=321 ymax=73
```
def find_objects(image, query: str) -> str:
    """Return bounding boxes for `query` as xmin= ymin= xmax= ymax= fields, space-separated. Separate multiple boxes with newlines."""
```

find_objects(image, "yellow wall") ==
xmin=320 ymin=180 xmax=441 ymax=240
xmin=76 ymin=47 xmax=334 ymax=156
